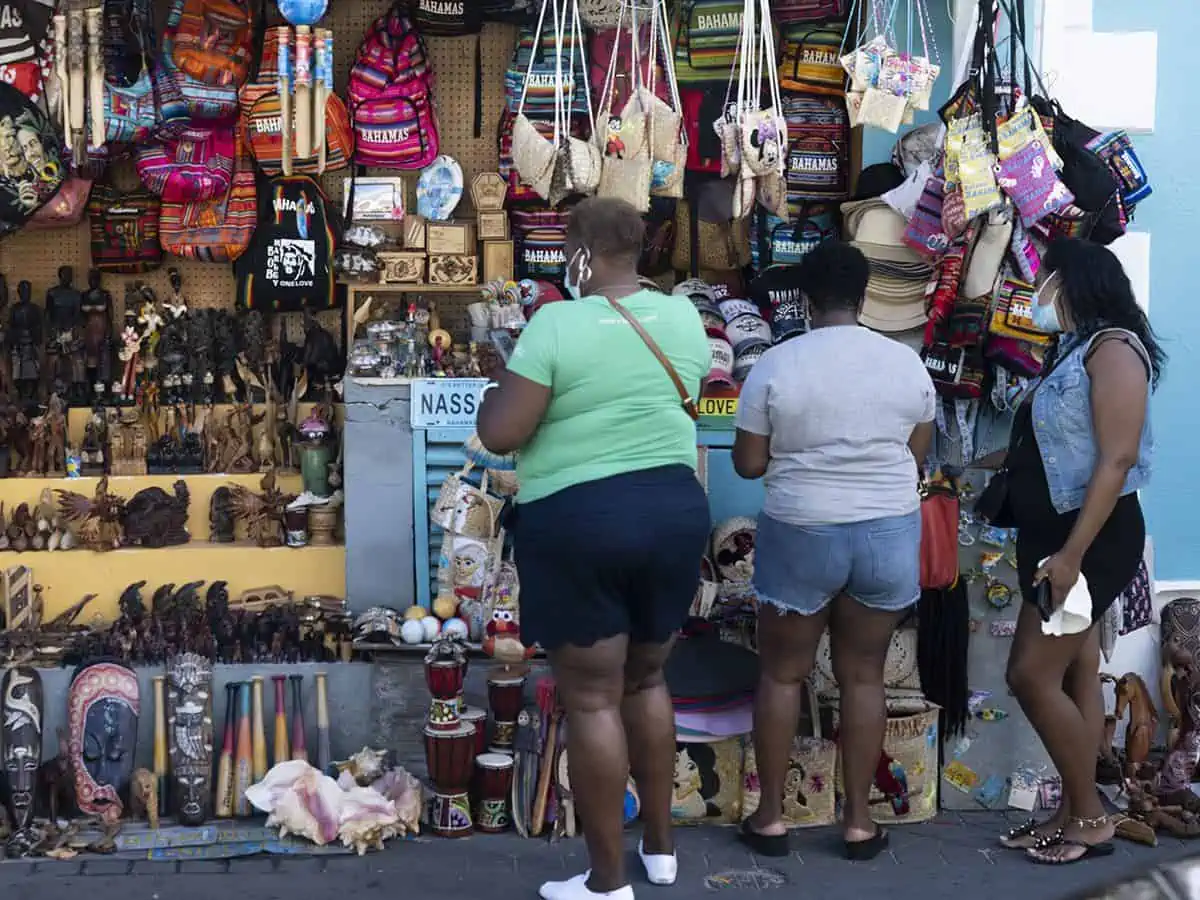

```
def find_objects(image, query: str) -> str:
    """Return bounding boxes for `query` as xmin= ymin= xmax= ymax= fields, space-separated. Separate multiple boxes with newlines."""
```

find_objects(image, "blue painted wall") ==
xmin=1088 ymin=0 xmax=1197 ymax=581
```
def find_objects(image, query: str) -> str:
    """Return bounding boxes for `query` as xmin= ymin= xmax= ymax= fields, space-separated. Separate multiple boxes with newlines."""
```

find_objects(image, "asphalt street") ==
xmin=0 ymin=812 xmax=1194 ymax=900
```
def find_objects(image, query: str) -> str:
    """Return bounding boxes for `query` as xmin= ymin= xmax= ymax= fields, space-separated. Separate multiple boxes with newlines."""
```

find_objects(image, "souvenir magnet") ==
xmin=974 ymin=774 xmax=1007 ymax=808
xmin=990 ymin=620 xmax=1017 ymax=637
xmin=986 ymin=580 xmax=1013 ymax=609
xmin=943 ymin=761 xmax=980 ymax=794
xmin=980 ymin=525 xmax=1011 ymax=548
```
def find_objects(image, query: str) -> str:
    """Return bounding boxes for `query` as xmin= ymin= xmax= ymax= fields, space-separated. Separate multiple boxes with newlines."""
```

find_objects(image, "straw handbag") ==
xmin=594 ymin=0 xmax=655 ymax=211
xmin=432 ymin=461 xmax=504 ymax=540
xmin=672 ymin=200 xmax=752 ymax=273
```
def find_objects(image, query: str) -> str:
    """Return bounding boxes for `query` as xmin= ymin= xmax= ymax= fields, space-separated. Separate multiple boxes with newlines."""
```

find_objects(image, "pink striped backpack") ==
xmin=347 ymin=8 xmax=439 ymax=170
xmin=135 ymin=126 xmax=236 ymax=203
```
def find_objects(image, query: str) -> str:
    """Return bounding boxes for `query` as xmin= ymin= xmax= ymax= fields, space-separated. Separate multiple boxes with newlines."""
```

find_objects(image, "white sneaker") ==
xmin=538 ymin=872 xmax=635 ymax=900
xmin=637 ymin=841 xmax=678 ymax=886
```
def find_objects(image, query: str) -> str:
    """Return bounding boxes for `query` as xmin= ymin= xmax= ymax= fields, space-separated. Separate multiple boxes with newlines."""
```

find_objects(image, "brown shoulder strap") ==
xmin=606 ymin=296 xmax=700 ymax=421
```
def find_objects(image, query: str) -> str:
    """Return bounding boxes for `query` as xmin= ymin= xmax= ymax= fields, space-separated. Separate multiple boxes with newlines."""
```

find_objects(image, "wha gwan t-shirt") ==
xmin=506 ymin=289 xmax=709 ymax=503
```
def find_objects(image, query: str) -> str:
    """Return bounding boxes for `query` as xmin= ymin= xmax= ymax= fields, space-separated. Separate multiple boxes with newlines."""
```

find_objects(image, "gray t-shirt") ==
xmin=735 ymin=325 xmax=936 ymax=526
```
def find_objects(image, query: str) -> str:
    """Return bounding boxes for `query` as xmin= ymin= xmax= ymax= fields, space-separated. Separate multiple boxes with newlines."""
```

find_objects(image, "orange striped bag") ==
xmin=159 ymin=133 xmax=257 ymax=263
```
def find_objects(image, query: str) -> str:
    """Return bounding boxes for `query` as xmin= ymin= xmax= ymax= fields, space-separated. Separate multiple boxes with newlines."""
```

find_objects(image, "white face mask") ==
xmin=1031 ymin=272 xmax=1064 ymax=334
xmin=563 ymin=247 xmax=591 ymax=301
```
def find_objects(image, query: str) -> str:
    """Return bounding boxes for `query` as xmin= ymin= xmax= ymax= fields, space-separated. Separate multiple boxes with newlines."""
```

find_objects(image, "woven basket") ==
xmin=671 ymin=201 xmax=752 ymax=273
xmin=742 ymin=681 xmax=837 ymax=827
xmin=833 ymin=701 xmax=940 ymax=825
xmin=432 ymin=462 xmax=504 ymax=539
xmin=670 ymin=736 xmax=745 ymax=824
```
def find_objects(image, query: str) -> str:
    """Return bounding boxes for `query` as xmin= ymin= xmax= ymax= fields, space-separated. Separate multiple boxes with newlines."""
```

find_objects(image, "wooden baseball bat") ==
xmin=85 ymin=4 xmax=103 ymax=149
xmin=294 ymin=26 xmax=313 ymax=160
xmin=251 ymin=676 xmax=268 ymax=782
xmin=233 ymin=682 xmax=253 ymax=816
xmin=289 ymin=675 xmax=307 ymax=762
xmin=215 ymin=683 xmax=238 ymax=818
xmin=278 ymin=28 xmax=292 ymax=176
xmin=315 ymin=29 xmax=332 ymax=173
xmin=272 ymin=675 xmax=290 ymax=764
xmin=314 ymin=671 xmax=331 ymax=772
xmin=52 ymin=15 xmax=70 ymax=157
xmin=67 ymin=2 xmax=85 ymax=165
xmin=152 ymin=675 xmax=168 ymax=818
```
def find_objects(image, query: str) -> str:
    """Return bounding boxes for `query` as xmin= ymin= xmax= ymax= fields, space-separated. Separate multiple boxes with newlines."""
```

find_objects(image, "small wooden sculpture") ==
xmin=210 ymin=487 xmax=236 ymax=543
xmin=56 ymin=476 xmax=126 ymax=551
xmin=37 ymin=729 xmax=74 ymax=824
xmin=122 ymin=481 xmax=190 ymax=548
xmin=227 ymin=470 xmax=294 ymax=548
xmin=1114 ymin=672 xmax=1159 ymax=781
xmin=44 ymin=394 xmax=67 ymax=477
xmin=130 ymin=768 xmax=159 ymax=830
xmin=108 ymin=408 xmax=148 ymax=476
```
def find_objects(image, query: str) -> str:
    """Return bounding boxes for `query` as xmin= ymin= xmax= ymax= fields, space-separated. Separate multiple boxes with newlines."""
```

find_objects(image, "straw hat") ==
xmin=842 ymin=197 xmax=932 ymax=333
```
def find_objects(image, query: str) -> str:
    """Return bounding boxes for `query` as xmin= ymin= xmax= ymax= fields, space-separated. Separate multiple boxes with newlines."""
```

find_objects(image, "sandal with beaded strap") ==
xmin=1026 ymin=831 xmax=1115 ymax=865
xmin=1000 ymin=818 xmax=1057 ymax=850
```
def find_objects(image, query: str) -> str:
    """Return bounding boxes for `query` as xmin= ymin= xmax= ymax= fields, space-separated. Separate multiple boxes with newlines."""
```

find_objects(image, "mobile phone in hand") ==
xmin=1035 ymin=578 xmax=1055 ymax=622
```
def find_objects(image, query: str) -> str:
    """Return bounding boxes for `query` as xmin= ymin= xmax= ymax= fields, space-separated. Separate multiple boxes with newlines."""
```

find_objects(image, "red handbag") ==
xmin=27 ymin=177 xmax=93 ymax=230
xmin=920 ymin=480 xmax=960 ymax=590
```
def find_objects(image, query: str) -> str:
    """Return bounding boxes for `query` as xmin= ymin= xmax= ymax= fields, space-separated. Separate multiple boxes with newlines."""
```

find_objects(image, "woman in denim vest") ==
xmin=998 ymin=239 xmax=1165 ymax=865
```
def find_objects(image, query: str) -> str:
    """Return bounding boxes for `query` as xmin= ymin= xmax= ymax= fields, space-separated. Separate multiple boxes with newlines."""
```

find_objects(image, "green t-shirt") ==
xmin=506 ymin=289 xmax=710 ymax=503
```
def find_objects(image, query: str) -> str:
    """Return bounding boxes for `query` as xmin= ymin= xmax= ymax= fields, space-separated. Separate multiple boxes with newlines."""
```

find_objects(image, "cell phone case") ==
xmin=1035 ymin=578 xmax=1055 ymax=622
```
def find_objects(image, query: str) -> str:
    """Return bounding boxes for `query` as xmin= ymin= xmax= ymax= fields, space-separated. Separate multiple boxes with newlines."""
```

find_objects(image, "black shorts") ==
xmin=513 ymin=465 xmax=711 ymax=652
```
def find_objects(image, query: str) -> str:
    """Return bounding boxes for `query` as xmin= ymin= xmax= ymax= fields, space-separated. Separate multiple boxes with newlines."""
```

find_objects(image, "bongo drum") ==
xmin=460 ymin=706 xmax=488 ymax=757
xmin=424 ymin=720 xmax=477 ymax=795
xmin=487 ymin=676 xmax=525 ymax=753
xmin=473 ymin=753 xmax=514 ymax=832
xmin=425 ymin=654 xmax=466 ymax=731
xmin=428 ymin=790 xmax=473 ymax=838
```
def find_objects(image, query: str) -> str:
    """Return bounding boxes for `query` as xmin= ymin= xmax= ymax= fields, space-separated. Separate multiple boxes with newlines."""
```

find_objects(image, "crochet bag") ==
xmin=348 ymin=8 xmax=440 ymax=170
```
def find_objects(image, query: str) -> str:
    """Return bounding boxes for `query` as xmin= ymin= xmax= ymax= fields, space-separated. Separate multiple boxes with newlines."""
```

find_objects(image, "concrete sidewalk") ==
xmin=0 ymin=811 xmax=1194 ymax=899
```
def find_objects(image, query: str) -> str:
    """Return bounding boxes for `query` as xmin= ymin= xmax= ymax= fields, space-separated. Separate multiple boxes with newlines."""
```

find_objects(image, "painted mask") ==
xmin=2 ymin=667 xmax=43 ymax=832
xmin=166 ymin=653 xmax=214 ymax=826
xmin=67 ymin=662 xmax=140 ymax=822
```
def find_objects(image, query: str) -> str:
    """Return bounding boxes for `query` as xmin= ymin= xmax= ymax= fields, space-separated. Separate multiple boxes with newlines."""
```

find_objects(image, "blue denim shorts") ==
xmin=753 ymin=510 xmax=921 ymax=615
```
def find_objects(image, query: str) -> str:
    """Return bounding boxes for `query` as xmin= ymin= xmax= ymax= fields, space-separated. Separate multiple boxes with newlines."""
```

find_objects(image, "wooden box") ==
xmin=471 ymin=172 xmax=508 ymax=212
xmin=377 ymin=251 xmax=426 ymax=284
xmin=403 ymin=215 xmax=427 ymax=250
xmin=476 ymin=210 xmax=510 ymax=241
xmin=428 ymin=254 xmax=478 ymax=286
xmin=427 ymin=222 xmax=477 ymax=256
xmin=482 ymin=241 xmax=515 ymax=283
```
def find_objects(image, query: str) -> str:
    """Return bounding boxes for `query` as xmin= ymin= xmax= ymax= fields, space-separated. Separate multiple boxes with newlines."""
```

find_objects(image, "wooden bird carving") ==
xmin=55 ymin=476 xmax=125 ymax=551
xmin=227 ymin=469 xmax=294 ymax=548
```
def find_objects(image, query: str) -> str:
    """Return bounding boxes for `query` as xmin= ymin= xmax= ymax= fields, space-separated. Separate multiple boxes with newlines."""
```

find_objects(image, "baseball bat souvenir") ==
xmin=215 ymin=683 xmax=238 ymax=818
xmin=314 ymin=671 xmax=331 ymax=772
xmin=251 ymin=676 xmax=268 ymax=782
xmin=278 ymin=28 xmax=292 ymax=176
xmin=85 ymin=4 xmax=104 ymax=148
xmin=233 ymin=682 xmax=253 ymax=816
xmin=315 ymin=29 xmax=333 ymax=173
xmin=272 ymin=674 xmax=290 ymax=764
xmin=289 ymin=674 xmax=307 ymax=762
xmin=53 ymin=15 xmax=70 ymax=155
xmin=152 ymin=675 xmax=168 ymax=817
xmin=67 ymin=1 xmax=86 ymax=165
xmin=294 ymin=25 xmax=313 ymax=159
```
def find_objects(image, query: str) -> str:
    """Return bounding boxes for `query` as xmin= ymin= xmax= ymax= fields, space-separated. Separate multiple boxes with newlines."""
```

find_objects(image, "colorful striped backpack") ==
xmin=158 ymin=0 xmax=256 ymax=126
xmin=347 ymin=9 xmax=440 ymax=170
xmin=159 ymin=136 xmax=256 ymax=262
xmin=135 ymin=125 xmax=236 ymax=202
xmin=87 ymin=183 xmax=163 ymax=273
xmin=673 ymin=0 xmax=744 ymax=85
xmin=98 ymin=0 xmax=160 ymax=146
xmin=240 ymin=27 xmax=354 ymax=175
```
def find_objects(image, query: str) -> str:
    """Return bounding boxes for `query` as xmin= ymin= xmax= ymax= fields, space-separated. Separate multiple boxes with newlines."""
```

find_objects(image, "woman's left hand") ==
xmin=1034 ymin=550 xmax=1083 ymax=608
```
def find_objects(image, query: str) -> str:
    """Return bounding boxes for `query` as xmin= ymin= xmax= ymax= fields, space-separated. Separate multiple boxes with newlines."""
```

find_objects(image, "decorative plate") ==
xmin=416 ymin=155 xmax=464 ymax=222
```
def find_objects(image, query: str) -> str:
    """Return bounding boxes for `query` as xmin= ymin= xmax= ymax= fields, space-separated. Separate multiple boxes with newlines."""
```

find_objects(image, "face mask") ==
xmin=1031 ymin=272 xmax=1063 ymax=333
xmin=563 ymin=247 xmax=590 ymax=301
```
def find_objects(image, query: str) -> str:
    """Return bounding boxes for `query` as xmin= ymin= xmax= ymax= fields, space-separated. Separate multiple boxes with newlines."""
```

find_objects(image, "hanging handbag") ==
xmin=594 ymin=0 xmax=654 ymax=211
xmin=27 ymin=176 xmax=93 ymax=230
xmin=919 ymin=479 xmax=959 ymax=590
xmin=511 ymin=0 xmax=569 ymax=203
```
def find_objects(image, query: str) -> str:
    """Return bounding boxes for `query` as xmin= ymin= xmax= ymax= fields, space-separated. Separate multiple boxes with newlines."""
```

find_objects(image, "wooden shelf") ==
xmin=5 ymin=542 xmax=346 ymax=623
xmin=344 ymin=283 xmax=484 ymax=295
xmin=62 ymin=402 xmax=345 ymax=448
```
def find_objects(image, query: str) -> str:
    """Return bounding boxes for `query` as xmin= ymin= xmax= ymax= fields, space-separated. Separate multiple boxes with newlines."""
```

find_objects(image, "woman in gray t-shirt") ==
xmin=732 ymin=240 xmax=935 ymax=861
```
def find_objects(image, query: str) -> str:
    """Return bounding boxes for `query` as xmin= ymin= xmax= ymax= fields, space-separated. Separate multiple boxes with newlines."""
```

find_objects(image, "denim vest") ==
xmin=1030 ymin=328 xmax=1154 ymax=514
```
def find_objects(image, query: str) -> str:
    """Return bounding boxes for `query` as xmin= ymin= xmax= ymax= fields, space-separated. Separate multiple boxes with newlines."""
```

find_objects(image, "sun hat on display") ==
xmin=842 ymin=197 xmax=932 ymax=333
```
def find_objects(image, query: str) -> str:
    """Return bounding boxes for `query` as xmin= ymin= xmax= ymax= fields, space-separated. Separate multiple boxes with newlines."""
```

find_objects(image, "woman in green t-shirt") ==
xmin=478 ymin=198 xmax=710 ymax=900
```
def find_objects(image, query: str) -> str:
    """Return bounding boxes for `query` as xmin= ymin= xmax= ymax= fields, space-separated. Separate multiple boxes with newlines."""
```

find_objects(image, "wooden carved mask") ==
xmin=67 ymin=662 xmax=140 ymax=822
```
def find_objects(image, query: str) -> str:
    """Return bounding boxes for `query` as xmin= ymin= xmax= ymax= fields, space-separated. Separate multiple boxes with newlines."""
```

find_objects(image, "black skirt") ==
xmin=512 ymin=465 xmax=711 ymax=652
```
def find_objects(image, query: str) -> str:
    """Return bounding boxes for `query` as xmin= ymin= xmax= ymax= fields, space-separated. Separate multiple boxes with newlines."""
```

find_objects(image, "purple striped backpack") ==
xmin=347 ymin=8 xmax=439 ymax=170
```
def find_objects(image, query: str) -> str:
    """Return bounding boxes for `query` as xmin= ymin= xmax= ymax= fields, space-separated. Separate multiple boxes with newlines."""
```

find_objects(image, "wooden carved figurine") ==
xmin=227 ymin=469 xmax=294 ymax=547
xmin=56 ymin=475 xmax=126 ymax=551
xmin=1152 ymin=648 xmax=1200 ymax=809
xmin=82 ymin=269 xmax=114 ymax=404
xmin=80 ymin=406 xmax=107 ymax=475
xmin=44 ymin=393 xmax=67 ymax=476
xmin=1114 ymin=672 xmax=1159 ymax=780
xmin=210 ymin=486 xmax=236 ymax=543
xmin=130 ymin=768 xmax=159 ymax=830
xmin=165 ymin=652 xmax=214 ymax=826
xmin=37 ymin=729 xmax=74 ymax=826
xmin=122 ymin=480 xmax=190 ymax=547
xmin=2 ymin=667 xmax=43 ymax=851
xmin=7 ymin=280 xmax=42 ymax=405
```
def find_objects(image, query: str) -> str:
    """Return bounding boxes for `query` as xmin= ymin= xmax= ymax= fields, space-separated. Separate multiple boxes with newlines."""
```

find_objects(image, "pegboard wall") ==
xmin=0 ymin=1 xmax=516 ymax=331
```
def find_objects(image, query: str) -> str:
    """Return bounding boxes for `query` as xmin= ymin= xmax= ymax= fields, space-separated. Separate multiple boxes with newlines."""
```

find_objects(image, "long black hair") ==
xmin=1043 ymin=238 xmax=1167 ymax=389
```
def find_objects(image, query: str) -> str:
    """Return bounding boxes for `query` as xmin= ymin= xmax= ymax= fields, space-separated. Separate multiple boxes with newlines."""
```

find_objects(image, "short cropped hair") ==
xmin=797 ymin=240 xmax=870 ymax=314
xmin=567 ymin=197 xmax=645 ymax=259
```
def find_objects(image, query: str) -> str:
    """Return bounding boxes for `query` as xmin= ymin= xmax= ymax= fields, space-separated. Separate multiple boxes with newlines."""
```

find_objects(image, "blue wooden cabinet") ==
xmin=411 ymin=422 xmax=763 ymax=608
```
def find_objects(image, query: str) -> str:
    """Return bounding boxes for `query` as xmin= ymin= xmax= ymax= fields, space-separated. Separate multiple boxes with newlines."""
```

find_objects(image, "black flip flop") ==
xmin=1028 ymin=837 xmax=1115 ymax=866
xmin=738 ymin=820 xmax=790 ymax=857
xmin=844 ymin=825 xmax=889 ymax=861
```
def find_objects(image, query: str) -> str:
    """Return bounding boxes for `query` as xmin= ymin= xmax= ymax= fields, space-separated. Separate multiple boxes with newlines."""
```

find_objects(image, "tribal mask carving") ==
xmin=166 ymin=653 xmax=214 ymax=825
xmin=1 ymin=667 xmax=43 ymax=832
xmin=67 ymin=662 xmax=139 ymax=822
